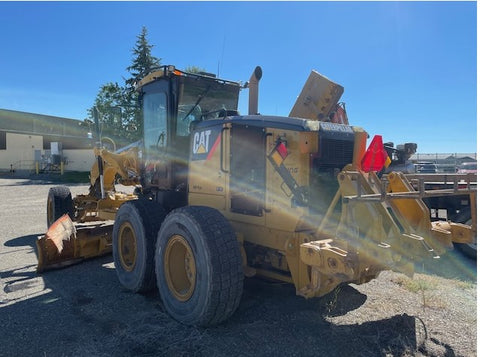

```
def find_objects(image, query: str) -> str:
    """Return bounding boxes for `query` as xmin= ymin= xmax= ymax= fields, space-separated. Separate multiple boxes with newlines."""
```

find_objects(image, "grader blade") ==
xmin=36 ymin=215 xmax=113 ymax=273
xmin=44 ymin=214 xmax=76 ymax=253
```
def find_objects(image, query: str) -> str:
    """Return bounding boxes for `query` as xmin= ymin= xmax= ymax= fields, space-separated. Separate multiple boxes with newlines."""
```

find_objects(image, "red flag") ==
xmin=361 ymin=135 xmax=388 ymax=172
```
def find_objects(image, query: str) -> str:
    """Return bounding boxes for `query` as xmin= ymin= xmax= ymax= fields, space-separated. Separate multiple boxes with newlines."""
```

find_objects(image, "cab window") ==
xmin=143 ymin=92 xmax=167 ymax=155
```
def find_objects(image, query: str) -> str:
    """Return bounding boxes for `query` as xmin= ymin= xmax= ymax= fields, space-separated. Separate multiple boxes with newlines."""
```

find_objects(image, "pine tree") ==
xmin=89 ymin=26 xmax=161 ymax=145
xmin=125 ymin=26 xmax=161 ymax=89
xmin=124 ymin=26 xmax=161 ymax=142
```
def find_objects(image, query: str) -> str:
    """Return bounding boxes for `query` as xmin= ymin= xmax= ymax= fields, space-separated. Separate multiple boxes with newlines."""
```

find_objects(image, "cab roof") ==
xmin=135 ymin=65 xmax=241 ymax=92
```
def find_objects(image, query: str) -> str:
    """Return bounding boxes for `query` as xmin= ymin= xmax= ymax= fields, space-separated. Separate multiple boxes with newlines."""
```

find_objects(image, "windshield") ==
xmin=176 ymin=76 xmax=240 ymax=136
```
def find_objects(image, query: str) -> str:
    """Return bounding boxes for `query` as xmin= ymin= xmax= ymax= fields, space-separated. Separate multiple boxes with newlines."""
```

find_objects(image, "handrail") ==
xmin=342 ymin=171 xmax=476 ymax=203
xmin=220 ymin=127 xmax=229 ymax=173
xmin=404 ymin=173 xmax=477 ymax=184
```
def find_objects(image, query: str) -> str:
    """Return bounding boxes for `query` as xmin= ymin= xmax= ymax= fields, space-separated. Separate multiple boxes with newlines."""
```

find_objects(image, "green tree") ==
xmin=89 ymin=27 xmax=208 ymax=148
xmin=89 ymin=26 xmax=161 ymax=146
xmin=125 ymin=26 xmax=161 ymax=90
xmin=184 ymin=65 xmax=206 ymax=74
xmin=88 ymin=82 xmax=129 ymax=142
xmin=124 ymin=26 xmax=161 ymax=142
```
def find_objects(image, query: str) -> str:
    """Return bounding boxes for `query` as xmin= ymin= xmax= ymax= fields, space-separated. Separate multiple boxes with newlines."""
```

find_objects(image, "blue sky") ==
xmin=0 ymin=1 xmax=476 ymax=153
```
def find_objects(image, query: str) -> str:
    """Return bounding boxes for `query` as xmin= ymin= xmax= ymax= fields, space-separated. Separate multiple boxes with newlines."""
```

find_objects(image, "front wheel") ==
xmin=156 ymin=206 xmax=244 ymax=326
xmin=112 ymin=199 xmax=166 ymax=293
xmin=47 ymin=186 xmax=74 ymax=228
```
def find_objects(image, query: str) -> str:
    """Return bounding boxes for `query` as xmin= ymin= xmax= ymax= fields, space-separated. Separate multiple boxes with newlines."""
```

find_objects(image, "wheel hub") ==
xmin=164 ymin=234 xmax=196 ymax=302
xmin=118 ymin=222 xmax=137 ymax=272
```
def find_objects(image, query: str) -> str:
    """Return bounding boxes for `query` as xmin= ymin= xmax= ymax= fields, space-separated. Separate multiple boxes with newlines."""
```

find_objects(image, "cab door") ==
xmin=142 ymin=84 xmax=170 ymax=188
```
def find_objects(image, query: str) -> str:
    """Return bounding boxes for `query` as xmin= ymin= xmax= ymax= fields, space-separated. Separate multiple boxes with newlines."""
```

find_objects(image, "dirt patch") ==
xmin=58 ymin=269 xmax=476 ymax=357
xmin=0 ymin=179 xmax=476 ymax=357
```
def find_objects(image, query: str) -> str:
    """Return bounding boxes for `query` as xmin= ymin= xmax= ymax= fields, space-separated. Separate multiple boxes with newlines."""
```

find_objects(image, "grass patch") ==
xmin=393 ymin=275 xmax=437 ymax=294
xmin=392 ymin=275 xmax=451 ymax=310
xmin=325 ymin=286 xmax=341 ymax=316
xmin=31 ymin=171 xmax=90 ymax=183
xmin=422 ymin=292 xmax=448 ymax=310
xmin=56 ymin=171 xmax=90 ymax=183
xmin=453 ymin=280 xmax=476 ymax=290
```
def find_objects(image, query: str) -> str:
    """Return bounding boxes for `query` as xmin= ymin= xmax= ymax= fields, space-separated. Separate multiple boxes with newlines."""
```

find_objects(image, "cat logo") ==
xmin=191 ymin=127 xmax=222 ymax=161
xmin=192 ymin=130 xmax=212 ymax=155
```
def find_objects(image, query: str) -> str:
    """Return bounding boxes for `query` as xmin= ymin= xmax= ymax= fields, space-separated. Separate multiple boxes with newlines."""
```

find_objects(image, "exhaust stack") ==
xmin=248 ymin=66 xmax=262 ymax=115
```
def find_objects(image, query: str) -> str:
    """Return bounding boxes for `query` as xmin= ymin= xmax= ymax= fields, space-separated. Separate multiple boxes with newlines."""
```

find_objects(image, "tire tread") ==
xmin=47 ymin=186 xmax=74 ymax=227
xmin=113 ymin=199 xmax=166 ymax=293
xmin=158 ymin=206 xmax=244 ymax=326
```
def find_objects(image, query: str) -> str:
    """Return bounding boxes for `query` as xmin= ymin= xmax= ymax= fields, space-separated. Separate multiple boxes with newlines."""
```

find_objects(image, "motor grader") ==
xmin=37 ymin=66 xmax=476 ymax=326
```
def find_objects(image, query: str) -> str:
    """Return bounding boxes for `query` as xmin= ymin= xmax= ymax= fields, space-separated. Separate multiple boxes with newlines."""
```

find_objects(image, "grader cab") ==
xmin=37 ymin=66 xmax=476 ymax=326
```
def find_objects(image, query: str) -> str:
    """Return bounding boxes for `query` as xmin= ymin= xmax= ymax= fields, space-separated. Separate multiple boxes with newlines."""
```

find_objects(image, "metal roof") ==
xmin=0 ymin=108 xmax=91 ymax=149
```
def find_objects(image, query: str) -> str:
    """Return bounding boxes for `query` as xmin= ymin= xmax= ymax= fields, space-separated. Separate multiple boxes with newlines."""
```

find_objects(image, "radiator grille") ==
xmin=319 ymin=138 xmax=354 ymax=167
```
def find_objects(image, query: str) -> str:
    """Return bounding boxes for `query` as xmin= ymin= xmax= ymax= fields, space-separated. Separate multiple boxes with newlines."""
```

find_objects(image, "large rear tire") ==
xmin=112 ymin=199 xmax=166 ymax=293
xmin=155 ymin=206 xmax=244 ymax=326
xmin=47 ymin=186 xmax=74 ymax=228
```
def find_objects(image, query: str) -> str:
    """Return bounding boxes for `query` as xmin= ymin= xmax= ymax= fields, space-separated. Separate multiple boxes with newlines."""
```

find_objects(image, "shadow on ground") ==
xmin=0 ymin=233 xmax=467 ymax=357
xmin=0 ymin=172 xmax=89 ymax=185
xmin=4 ymin=234 xmax=40 ymax=248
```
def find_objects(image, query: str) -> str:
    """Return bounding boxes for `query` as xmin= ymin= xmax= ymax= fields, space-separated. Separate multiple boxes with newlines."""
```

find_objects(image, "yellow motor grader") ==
xmin=37 ymin=66 xmax=476 ymax=326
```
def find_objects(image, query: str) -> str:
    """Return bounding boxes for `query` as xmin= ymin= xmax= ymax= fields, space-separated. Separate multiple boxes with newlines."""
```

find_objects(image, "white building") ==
xmin=0 ymin=109 xmax=94 ymax=173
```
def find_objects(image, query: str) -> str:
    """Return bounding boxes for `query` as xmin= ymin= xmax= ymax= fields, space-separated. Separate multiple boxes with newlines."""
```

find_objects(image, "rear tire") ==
xmin=47 ymin=186 xmax=74 ymax=228
xmin=112 ymin=199 xmax=166 ymax=293
xmin=155 ymin=206 xmax=244 ymax=326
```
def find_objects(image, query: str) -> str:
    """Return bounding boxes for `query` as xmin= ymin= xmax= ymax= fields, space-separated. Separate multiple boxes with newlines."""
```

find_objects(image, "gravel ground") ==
xmin=0 ymin=177 xmax=476 ymax=357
